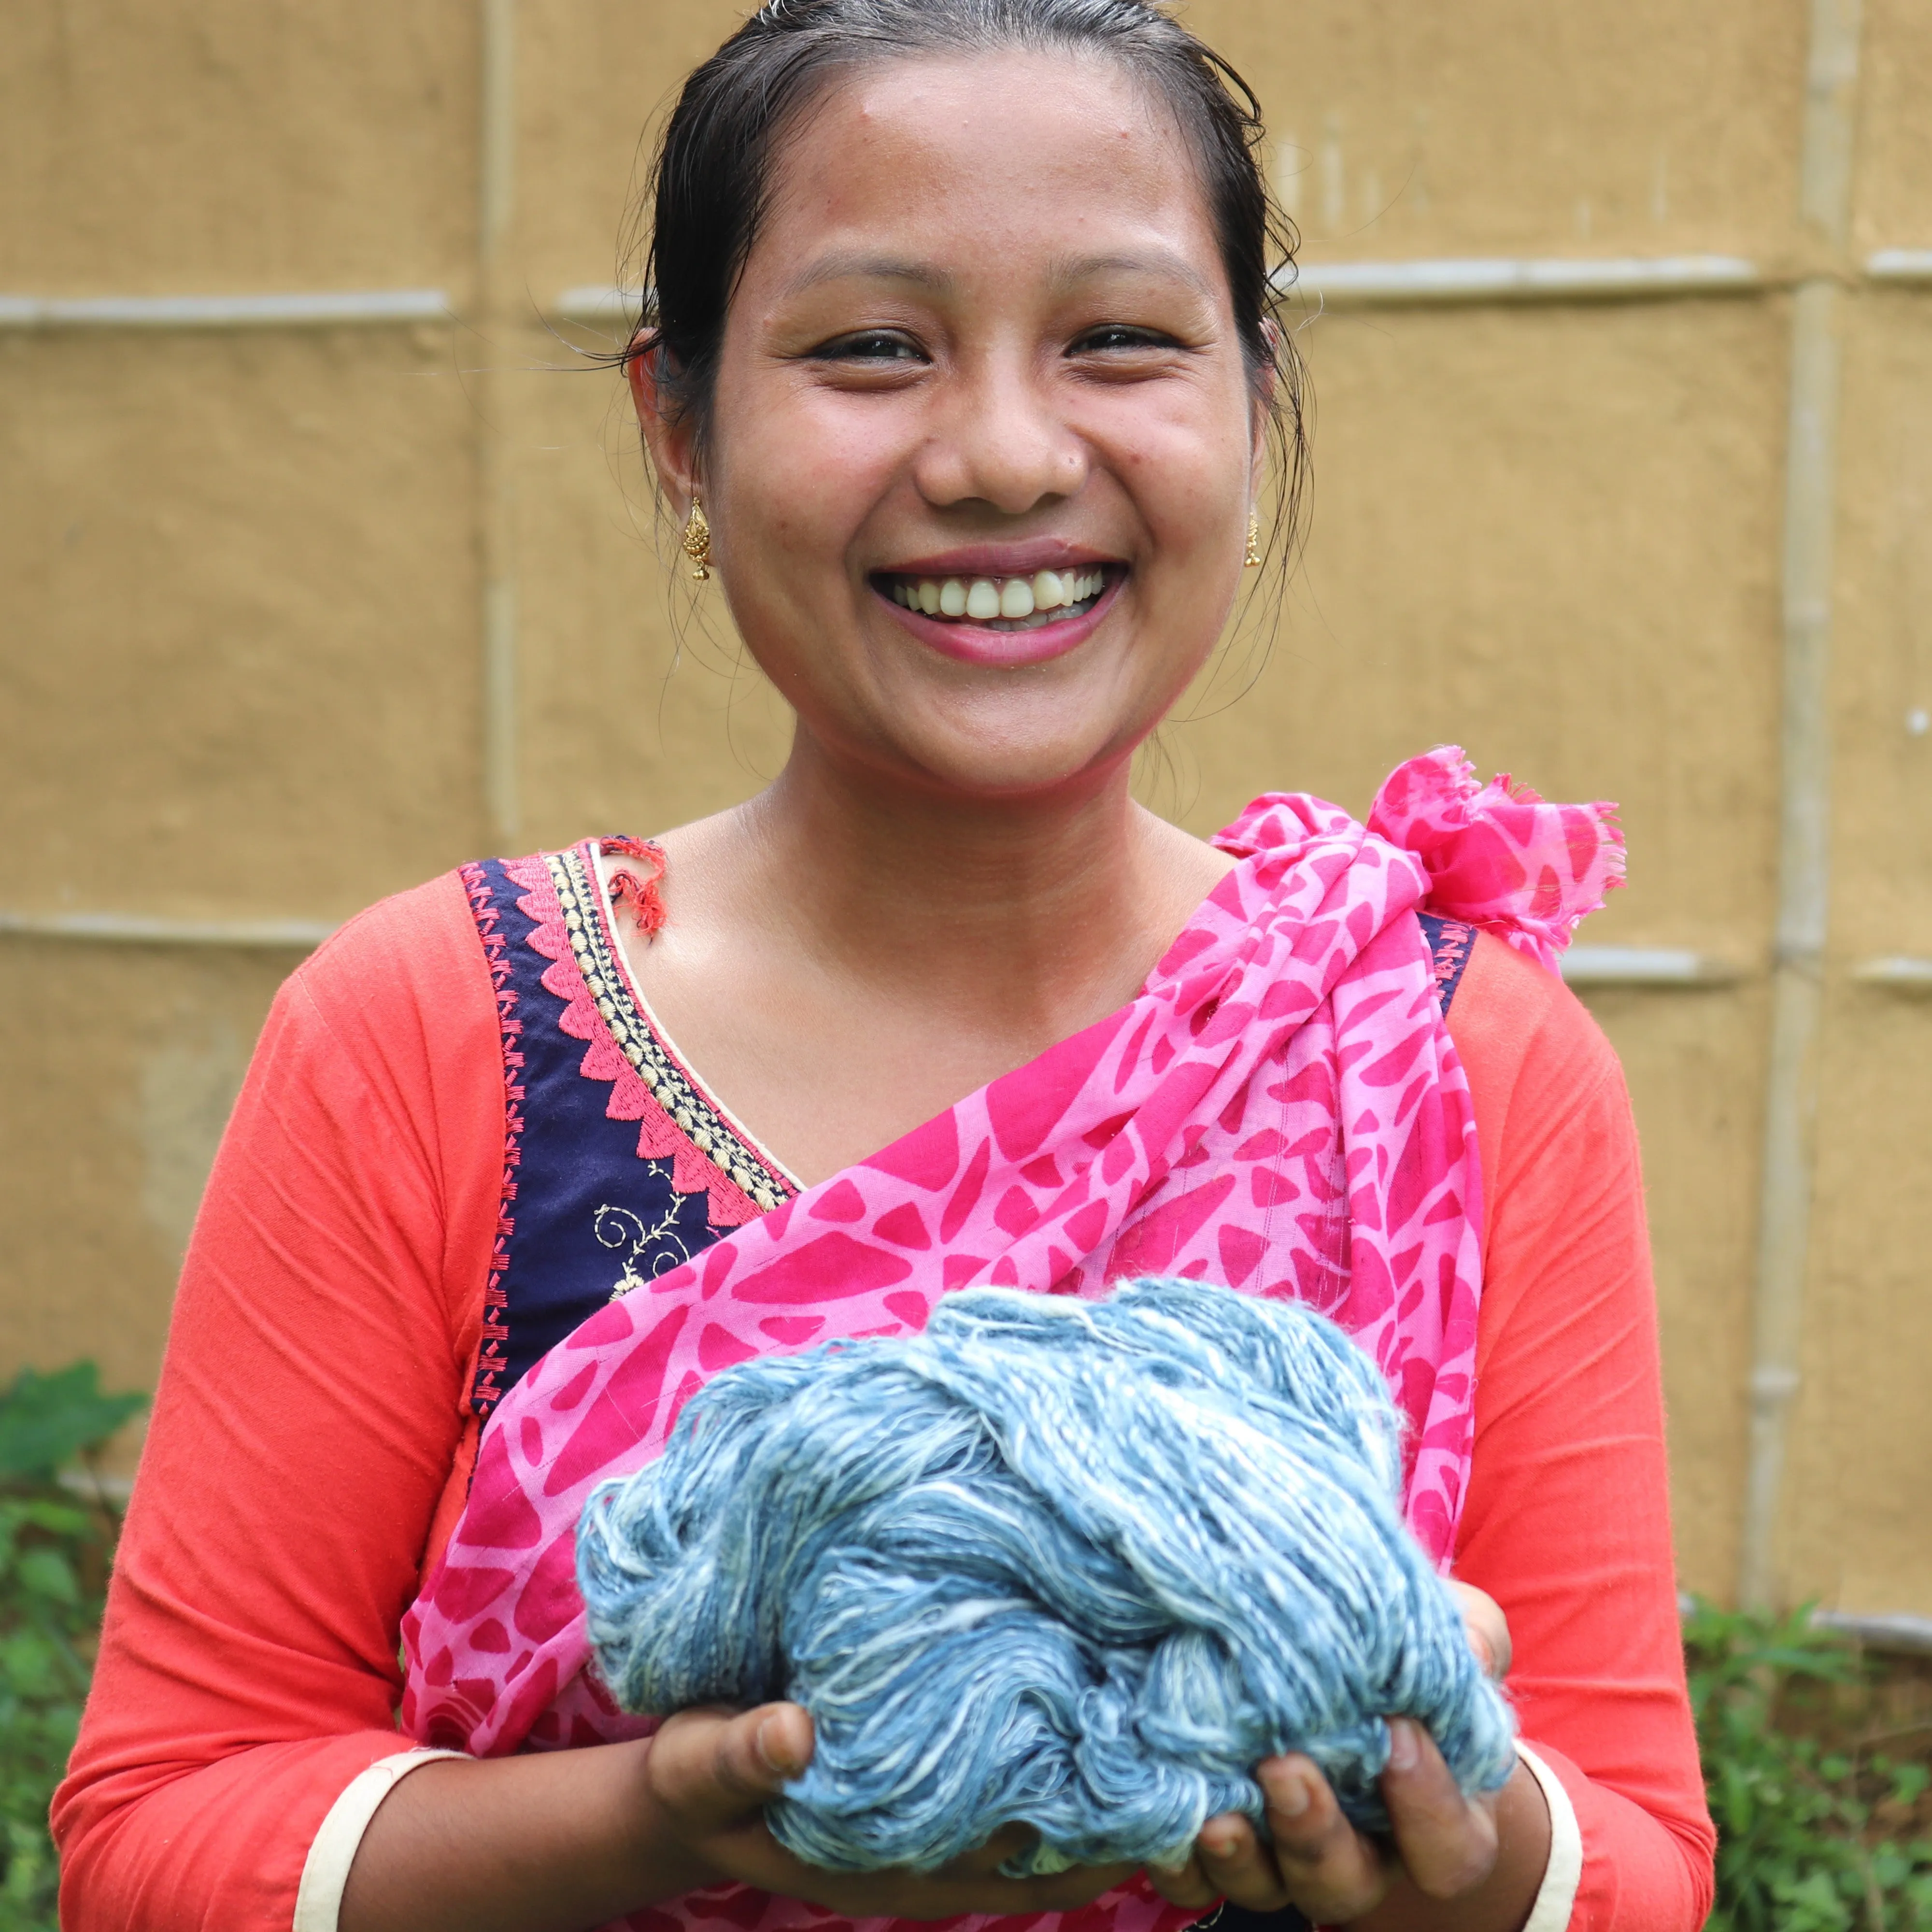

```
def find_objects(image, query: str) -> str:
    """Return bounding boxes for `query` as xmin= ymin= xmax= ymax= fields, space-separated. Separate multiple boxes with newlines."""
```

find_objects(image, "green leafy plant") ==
xmin=1688 ymin=1597 xmax=1932 ymax=1931
xmin=0 ymin=1363 xmax=144 ymax=1932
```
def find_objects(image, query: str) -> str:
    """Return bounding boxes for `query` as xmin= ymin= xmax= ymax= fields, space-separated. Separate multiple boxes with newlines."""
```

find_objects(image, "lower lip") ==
xmin=874 ymin=574 xmax=1123 ymax=669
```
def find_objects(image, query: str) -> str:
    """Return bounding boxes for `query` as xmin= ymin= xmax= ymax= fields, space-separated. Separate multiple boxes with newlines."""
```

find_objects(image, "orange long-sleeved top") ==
xmin=54 ymin=866 xmax=1715 ymax=1930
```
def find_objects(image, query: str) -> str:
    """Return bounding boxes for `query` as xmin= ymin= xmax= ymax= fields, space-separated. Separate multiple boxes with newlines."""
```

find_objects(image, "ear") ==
xmin=1247 ymin=318 xmax=1280 ymax=500
xmin=627 ymin=331 xmax=702 ymax=513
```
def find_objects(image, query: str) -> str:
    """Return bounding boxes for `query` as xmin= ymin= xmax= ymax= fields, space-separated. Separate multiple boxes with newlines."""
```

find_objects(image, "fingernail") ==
xmin=756 ymin=1714 xmax=801 ymax=1775
xmin=1387 ymin=1719 xmax=1419 ymax=1773
xmin=1201 ymin=1829 xmax=1238 ymax=1860
xmin=1273 ymin=1771 xmax=1310 ymax=1818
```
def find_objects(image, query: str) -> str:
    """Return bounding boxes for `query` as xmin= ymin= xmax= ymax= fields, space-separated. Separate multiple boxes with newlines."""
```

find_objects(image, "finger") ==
xmin=648 ymin=1702 xmax=815 ymax=1829
xmin=1144 ymin=1850 xmax=1218 ymax=1911
xmin=1445 ymin=1580 xmax=1512 ymax=1679
xmin=1254 ymin=1755 xmax=1388 ymax=1922
xmin=1195 ymin=1813 xmax=1291 ymax=1912
xmin=1379 ymin=1719 xmax=1500 ymax=1899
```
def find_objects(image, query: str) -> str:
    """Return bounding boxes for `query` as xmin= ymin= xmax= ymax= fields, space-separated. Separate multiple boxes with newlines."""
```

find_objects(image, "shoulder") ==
xmin=293 ymin=866 xmax=485 ymax=1019
xmin=260 ymin=866 xmax=500 ymax=1119
xmin=1448 ymin=932 xmax=1652 ymax=1378
xmin=1446 ymin=929 xmax=1625 ymax=1178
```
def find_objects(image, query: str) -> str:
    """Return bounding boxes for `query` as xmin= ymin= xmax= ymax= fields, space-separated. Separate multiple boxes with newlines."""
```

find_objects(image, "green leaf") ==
xmin=9 ymin=1551 xmax=76 ymax=1609
xmin=12 ymin=1503 xmax=88 ymax=1540
xmin=0 ymin=1634 xmax=65 ymax=1690
xmin=0 ymin=1364 xmax=144 ymax=1482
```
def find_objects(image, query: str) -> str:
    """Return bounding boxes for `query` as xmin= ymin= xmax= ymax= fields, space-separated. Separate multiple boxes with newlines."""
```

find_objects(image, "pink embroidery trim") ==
xmin=1428 ymin=919 xmax=1475 ymax=1005
xmin=510 ymin=849 xmax=791 ymax=1229
xmin=460 ymin=862 xmax=526 ymax=1418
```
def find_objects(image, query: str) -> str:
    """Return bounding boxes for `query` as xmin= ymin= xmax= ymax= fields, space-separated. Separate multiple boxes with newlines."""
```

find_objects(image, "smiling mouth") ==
xmin=876 ymin=566 xmax=1114 ymax=633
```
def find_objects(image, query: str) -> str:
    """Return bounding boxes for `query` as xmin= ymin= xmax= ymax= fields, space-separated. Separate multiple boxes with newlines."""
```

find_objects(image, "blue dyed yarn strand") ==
xmin=578 ymin=1278 xmax=1516 ymax=1875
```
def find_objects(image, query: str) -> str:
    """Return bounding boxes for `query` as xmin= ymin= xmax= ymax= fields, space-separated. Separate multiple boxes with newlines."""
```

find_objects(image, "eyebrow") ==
xmin=779 ymin=247 xmax=1216 ymax=302
xmin=781 ymin=252 xmax=954 ymax=297
xmin=1047 ymin=250 xmax=1218 ymax=301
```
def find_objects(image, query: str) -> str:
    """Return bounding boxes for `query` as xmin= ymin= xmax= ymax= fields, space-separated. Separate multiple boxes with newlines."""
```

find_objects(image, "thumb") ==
xmin=649 ymin=1703 xmax=816 ymax=1830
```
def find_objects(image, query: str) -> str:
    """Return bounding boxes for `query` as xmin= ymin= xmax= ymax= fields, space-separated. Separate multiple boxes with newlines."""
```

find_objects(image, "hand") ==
xmin=645 ymin=1703 xmax=1137 ymax=1921
xmin=1145 ymin=1585 xmax=1527 ymax=1926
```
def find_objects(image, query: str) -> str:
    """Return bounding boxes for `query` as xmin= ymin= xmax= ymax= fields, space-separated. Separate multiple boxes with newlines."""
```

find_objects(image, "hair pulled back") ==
xmin=629 ymin=0 xmax=1308 ymax=555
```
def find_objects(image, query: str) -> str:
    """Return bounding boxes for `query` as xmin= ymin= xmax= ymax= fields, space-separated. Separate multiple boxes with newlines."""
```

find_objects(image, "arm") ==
xmin=338 ymin=1704 xmax=1137 ymax=1932
xmin=53 ymin=874 xmax=504 ymax=1928
xmin=1448 ymin=940 xmax=1715 ymax=1929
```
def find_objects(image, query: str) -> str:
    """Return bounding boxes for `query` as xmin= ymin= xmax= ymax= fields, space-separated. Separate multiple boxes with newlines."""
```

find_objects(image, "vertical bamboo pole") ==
xmin=478 ymin=0 xmax=519 ymax=850
xmin=1738 ymin=0 xmax=1863 ymax=1610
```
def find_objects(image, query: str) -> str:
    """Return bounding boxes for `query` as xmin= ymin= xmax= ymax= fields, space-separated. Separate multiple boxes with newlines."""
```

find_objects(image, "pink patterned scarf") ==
xmin=400 ymin=747 xmax=1620 ymax=1932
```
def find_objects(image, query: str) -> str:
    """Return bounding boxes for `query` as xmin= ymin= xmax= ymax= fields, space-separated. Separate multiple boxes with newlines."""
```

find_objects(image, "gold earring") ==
xmin=1244 ymin=511 xmax=1263 ymax=568
xmin=682 ymin=497 xmax=713 ymax=582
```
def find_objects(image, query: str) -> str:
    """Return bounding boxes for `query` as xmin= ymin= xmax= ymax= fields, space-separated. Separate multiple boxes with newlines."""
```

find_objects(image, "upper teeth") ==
xmin=889 ymin=568 xmax=1106 ymax=620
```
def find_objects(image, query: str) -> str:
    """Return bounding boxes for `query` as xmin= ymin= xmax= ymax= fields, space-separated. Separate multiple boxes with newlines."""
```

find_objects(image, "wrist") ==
xmin=613 ymin=1734 xmax=730 ymax=1903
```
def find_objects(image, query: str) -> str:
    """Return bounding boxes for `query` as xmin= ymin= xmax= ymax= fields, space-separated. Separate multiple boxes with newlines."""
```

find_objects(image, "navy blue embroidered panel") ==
xmin=461 ymin=846 xmax=795 ymax=1416
xmin=461 ymin=852 xmax=1482 ymax=1416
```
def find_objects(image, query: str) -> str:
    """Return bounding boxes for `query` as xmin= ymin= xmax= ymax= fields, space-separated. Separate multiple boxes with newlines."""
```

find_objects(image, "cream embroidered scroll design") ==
xmin=594 ymin=1193 xmax=697 ymax=1301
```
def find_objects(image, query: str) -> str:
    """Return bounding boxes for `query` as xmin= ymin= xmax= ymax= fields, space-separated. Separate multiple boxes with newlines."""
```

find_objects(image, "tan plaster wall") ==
xmin=0 ymin=327 xmax=483 ymax=914
xmin=1854 ymin=0 xmax=1932 ymax=256
xmin=3 ymin=2 xmax=1927 ymax=1617
xmin=2 ymin=3 xmax=478 ymax=292
xmin=1195 ymin=0 xmax=1808 ymax=261
xmin=1776 ymin=289 xmax=1932 ymax=1612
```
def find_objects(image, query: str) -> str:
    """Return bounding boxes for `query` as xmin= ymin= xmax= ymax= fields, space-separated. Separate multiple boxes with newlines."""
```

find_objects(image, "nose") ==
xmin=910 ymin=352 xmax=1088 ymax=517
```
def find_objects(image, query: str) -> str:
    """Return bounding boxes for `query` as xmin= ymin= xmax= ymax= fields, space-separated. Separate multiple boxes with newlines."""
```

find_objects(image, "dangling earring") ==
xmin=1244 ymin=511 xmax=1263 ymax=568
xmin=682 ymin=497 xmax=713 ymax=582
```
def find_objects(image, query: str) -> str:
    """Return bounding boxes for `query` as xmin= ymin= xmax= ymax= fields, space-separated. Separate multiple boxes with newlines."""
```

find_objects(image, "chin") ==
xmin=880 ymin=721 xmax=1148 ymax=804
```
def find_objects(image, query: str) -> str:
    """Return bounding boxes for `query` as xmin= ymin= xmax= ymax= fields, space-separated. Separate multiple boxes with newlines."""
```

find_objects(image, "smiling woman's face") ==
xmin=645 ymin=47 xmax=1265 ymax=805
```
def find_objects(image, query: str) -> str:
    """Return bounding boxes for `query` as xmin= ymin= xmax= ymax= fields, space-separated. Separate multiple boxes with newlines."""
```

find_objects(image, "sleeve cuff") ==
xmin=293 ymin=1747 xmax=467 ymax=1932
xmin=1514 ymin=1740 xmax=1583 ymax=1932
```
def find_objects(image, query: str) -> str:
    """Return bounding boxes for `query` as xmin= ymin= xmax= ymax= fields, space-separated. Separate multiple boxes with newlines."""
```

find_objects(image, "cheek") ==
xmin=1102 ymin=398 xmax=1253 ymax=533
xmin=717 ymin=390 xmax=906 ymax=563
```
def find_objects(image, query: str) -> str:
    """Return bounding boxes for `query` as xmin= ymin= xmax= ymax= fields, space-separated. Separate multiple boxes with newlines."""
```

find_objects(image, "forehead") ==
xmin=749 ymin=47 xmax=1221 ymax=276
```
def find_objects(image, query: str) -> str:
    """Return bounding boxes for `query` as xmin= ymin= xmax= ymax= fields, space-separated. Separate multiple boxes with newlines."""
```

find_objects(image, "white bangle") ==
xmin=1512 ymin=1741 xmax=1583 ymax=1932
xmin=293 ymin=1747 xmax=468 ymax=1932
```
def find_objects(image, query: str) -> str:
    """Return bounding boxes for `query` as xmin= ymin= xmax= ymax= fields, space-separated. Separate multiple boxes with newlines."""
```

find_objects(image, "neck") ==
xmin=728 ymin=731 xmax=1219 ymax=1034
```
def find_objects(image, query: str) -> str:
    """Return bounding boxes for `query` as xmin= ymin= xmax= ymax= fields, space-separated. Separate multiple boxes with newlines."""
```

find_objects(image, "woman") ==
xmin=55 ymin=3 xmax=1715 ymax=1930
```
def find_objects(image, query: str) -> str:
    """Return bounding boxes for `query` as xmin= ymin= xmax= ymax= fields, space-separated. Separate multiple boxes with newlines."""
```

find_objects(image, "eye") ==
xmin=1070 ymin=324 xmax=1180 ymax=355
xmin=810 ymin=328 xmax=927 ymax=364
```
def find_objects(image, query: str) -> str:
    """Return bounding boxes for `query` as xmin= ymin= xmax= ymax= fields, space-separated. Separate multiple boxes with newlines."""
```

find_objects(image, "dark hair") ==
xmin=625 ymin=0 xmax=1309 ymax=566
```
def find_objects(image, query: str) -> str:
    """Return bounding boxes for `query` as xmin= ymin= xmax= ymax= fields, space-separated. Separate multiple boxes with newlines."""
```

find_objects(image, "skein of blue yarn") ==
xmin=577 ymin=1277 xmax=1515 ymax=1876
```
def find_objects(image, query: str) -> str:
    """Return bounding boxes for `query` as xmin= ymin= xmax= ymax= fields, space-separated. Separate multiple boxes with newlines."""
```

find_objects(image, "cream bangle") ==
xmin=1513 ymin=1741 xmax=1583 ymax=1932
xmin=293 ymin=1747 xmax=467 ymax=1932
